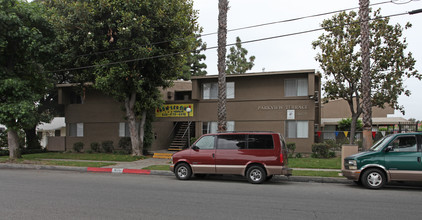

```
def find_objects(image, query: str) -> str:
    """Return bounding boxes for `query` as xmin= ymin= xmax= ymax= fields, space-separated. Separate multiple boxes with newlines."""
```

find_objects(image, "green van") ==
xmin=342 ymin=132 xmax=422 ymax=189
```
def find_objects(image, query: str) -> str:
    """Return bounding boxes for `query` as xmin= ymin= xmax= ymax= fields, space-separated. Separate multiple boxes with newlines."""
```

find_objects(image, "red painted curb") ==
xmin=123 ymin=169 xmax=151 ymax=174
xmin=87 ymin=167 xmax=151 ymax=175
xmin=87 ymin=167 xmax=112 ymax=172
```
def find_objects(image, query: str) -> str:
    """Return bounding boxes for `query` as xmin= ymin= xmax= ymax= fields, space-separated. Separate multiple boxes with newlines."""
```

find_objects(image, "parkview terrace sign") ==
xmin=257 ymin=105 xmax=308 ymax=110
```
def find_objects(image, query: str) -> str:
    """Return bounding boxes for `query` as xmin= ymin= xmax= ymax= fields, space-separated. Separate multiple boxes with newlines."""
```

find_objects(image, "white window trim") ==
xmin=202 ymin=82 xmax=235 ymax=100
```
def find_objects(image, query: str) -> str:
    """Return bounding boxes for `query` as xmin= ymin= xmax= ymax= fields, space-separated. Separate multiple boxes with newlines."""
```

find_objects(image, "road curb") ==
xmin=0 ymin=163 xmax=86 ymax=172
xmin=1 ymin=162 xmax=351 ymax=184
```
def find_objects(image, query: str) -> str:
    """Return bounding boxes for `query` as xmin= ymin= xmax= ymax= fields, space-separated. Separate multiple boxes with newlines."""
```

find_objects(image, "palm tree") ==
xmin=217 ymin=0 xmax=229 ymax=132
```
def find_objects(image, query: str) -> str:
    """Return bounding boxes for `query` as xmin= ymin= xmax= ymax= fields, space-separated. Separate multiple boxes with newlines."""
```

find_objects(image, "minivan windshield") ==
xmin=369 ymin=135 xmax=394 ymax=151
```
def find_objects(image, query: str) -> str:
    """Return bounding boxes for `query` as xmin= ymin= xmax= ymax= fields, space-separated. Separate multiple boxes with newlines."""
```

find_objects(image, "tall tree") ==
xmin=0 ymin=0 xmax=56 ymax=159
xmin=49 ymin=0 xmax=198 ymax=156
xmin=226 ymin=36 xmax=255 ymax=74
xmin=217 ymin=0 xmax=229 ymax=132
xmin=180 ymin=32 xmax=207 ymax=80
xmin=312 ymin=9 xmax=420 ymax=144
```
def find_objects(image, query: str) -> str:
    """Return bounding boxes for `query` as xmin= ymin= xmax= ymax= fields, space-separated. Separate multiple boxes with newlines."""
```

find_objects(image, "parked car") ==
xmin=342 ymin=132 xmax=422 ymax=189
xmin=170 ymin=132 xmax=292 ymax=184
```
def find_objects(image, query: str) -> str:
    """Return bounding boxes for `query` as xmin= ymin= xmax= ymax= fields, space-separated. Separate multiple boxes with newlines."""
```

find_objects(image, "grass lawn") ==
xmin=20 ymin=152 xmax=145 ymax=162
xmin=293 ymin=170 xmax=342 ymax=178
xmin=0 ymin=152 xmax=141 ymax=167
xmin=41 ymin=160 xmax=116 ymax=167
xmin=142 ymin=165 xmax=171 ymax=171
xmin=288 ymin=157 xmax=341 ymax=169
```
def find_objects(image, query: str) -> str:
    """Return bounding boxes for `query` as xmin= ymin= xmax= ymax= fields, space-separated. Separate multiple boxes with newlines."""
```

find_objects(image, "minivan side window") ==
xmin=195 ymin=136 xmax=215 ymax=150
xmin=217 ymin=135 xmax=246 ymax=149
xmin=388 ymin=136 xmax=417 ymax=152
xmin=248 ymin=135 xmax=274 ymax=149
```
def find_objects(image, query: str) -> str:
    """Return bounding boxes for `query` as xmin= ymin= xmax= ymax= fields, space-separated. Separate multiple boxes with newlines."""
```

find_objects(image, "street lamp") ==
xmin=186 ymin=107 xmax=192 ymax=148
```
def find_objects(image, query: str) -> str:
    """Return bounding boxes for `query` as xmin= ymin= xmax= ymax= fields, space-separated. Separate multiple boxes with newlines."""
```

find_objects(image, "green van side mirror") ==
xmin=385 ymin=145 xmax=393 ymax=152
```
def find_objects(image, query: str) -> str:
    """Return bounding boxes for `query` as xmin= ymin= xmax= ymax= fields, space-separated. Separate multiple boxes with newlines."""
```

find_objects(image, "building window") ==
xmin=286 ymin=121 xmax=308 ymax=138
xmin=202 ymin=121 xmax=235 ymax=134
xmin=55 ymin=130 xmax=61 ymax=137
xmin=119 ymin=122 xmax=140 ymax=137
xmin=69 ymin=123 xmax=83 ymax=137
xmin=202 ymin=82 xmax=234 ymax=99
xmin=285 ymin=78 xmax=308 ymax=97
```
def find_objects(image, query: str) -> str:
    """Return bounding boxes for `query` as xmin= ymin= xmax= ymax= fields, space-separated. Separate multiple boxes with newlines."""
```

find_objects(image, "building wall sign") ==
xmin=156 ymin=104 xmax=194 ymax=117
xmin=257 ymin=105 xmax=308 ymax=111
xmin=287 ymin=110 xmax=295 ymax=120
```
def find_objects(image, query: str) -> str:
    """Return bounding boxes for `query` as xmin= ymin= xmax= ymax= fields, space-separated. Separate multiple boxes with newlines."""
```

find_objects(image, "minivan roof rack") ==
xmin=214 ymin=131 xmax=277 ymax=134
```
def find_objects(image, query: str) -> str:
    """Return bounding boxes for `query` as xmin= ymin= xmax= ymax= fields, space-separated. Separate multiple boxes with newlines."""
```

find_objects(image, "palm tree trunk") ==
xmin=217 ymin=0 xmax=229 ymax=132
xmin=360 ymin=0 xmax=373 ymax=150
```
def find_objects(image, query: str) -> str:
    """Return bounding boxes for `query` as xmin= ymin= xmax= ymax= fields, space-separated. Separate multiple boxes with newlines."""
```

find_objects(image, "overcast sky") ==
xmin=192 ymin=0 xmax=422 ymax=120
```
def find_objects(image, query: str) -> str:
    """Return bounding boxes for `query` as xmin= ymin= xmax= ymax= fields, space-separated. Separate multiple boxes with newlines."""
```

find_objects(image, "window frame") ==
xmin=284 ymin=78 xmax=308 ymax=97
xmin=286 ymin=120 xmax=309 ymax=139
xmin=202 ymin=82 xmax=235 ymax=100
xmin=202 ymin=121 xmax=235 ymax=134
xmin=69 ymin=123 xmax=84 ymax=137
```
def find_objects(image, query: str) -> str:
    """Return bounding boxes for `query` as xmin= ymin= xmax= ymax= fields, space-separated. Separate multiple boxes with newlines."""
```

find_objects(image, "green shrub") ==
xmin=0 ymin=130 xmax=7 ymax=149
xmin=356 ymin=139 xmax=363 ymax=151
xmin=286 ymin=142 xmax=296 ymax=157
xmin=118 ymin=137 xmax=132 ymax=154
xmin=295 ymin=153 xmax=302 ymax=158
xmin=86 ymin=149 xmax=93 ymax=154
xmin=21 ymin=148 xmax=46 ymax=154
xmin=101 ymin=141 xmax=114 ymax=153
xmin=323 ymin=139 xmax=339 ymax=151
xmin=90 ymin=142 xmax=100 ymax=153
xmin=73 ymin=142 xmax=84 ymax=153
xmin=0 ymin=150 xmax=9 ymax=156
xmin=312 ymin=143 xmax=335 ymax=158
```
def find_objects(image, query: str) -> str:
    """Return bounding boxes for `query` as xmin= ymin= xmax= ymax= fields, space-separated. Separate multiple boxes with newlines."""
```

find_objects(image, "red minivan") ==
xmin=170 ymin=132 xmax=292 ymax=184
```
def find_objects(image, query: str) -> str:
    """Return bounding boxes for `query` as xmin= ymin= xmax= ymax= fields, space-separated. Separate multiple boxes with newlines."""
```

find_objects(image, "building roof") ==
xmin=191 ymin=69 xmax=316 ymax=80
xmin=321 ymin=117 xmax=409 ymax=126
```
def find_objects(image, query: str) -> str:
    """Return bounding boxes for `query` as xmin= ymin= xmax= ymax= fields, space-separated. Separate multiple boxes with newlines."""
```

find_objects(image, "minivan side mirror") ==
xmin=385 ymin=145 xmax=393 ymax=152
xmin=191 ymin=145 xmax=199 ymax=150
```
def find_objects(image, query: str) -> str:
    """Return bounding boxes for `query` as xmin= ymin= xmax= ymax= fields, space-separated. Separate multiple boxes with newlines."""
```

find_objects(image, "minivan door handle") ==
xmin=418 ymin=157 xmax=421 ymax=163
xmin=212 ymin=153 xmax=215 ymax=158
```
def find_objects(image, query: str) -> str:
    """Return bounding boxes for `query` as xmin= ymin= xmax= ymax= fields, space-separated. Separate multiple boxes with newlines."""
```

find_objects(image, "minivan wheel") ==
xmin=361 ymin=168 xmax=386 ymax=189
xmin=246 ymin=166 xmax=266 ymax=184
xmin=175 ymin=163 xmax=192 ymax=180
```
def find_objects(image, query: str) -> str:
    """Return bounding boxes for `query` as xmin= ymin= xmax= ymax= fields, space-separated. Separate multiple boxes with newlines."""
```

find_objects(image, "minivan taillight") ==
xmin=280 ymin=153 xmax=284 ymax=165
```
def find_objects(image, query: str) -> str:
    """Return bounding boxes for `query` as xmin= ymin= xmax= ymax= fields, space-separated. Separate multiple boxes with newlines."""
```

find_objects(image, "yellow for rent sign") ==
xmin=155 ymin=104 xmax=194 ymax=117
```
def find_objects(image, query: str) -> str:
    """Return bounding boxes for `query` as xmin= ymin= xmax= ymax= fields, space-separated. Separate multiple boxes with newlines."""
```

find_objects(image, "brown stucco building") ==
xmin=154 ymin=70 xmax=321 ymax=153
xmin=53 ymin=69 xmax=321 ymax=153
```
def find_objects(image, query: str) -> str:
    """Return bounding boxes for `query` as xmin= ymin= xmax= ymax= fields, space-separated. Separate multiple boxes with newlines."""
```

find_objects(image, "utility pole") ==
xmin=217 ymin=0 xmax=229 ymax=132
xmin=360 ymin=0 xmax=373 ymax=150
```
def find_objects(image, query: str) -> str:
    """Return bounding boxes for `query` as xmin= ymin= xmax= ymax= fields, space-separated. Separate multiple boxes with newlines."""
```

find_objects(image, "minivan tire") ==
xmin=361 ymin=168 xmax=386 ymax=189
xmin=175 ymin=163 xmax=192 ymax=180
xmin=246 ymin=166 xmax=266 ymax=184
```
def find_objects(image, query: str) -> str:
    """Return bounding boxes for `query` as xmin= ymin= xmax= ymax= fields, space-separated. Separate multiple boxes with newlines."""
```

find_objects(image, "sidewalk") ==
xmin=0 ymin=157 xmax=351 ymax=184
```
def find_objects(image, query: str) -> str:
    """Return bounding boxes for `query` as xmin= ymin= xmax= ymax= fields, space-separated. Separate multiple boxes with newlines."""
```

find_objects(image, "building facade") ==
xmin=56 ymin=70 xmax=321 ymax=153
xmin=154 ymin=70 xmax=321 ymax=153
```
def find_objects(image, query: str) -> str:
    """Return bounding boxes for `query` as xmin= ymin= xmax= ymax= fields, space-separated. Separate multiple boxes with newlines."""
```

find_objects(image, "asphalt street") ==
xmin=1 ymin=169 xmax=422 ymax=220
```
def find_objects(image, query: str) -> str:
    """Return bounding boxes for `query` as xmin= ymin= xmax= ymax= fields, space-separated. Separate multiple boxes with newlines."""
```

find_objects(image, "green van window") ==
xmin=388 ymin=136 xmax=417 ymax=152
